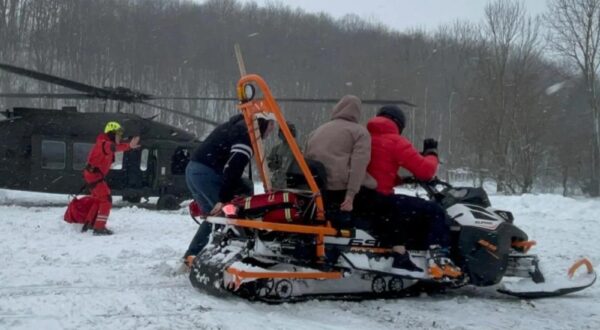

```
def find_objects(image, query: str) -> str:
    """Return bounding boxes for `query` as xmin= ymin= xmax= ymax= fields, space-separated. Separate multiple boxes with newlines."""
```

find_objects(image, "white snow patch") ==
xmin=0 ymin=190 xmax=598 ymax=329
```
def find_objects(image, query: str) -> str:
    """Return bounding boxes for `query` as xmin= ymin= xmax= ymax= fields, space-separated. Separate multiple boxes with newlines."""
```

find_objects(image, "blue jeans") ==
xmin=184 ymin=161 xmax=222 ymax=258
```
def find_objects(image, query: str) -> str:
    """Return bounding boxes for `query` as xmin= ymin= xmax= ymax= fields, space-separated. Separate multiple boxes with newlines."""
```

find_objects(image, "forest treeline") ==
xmin=1 ymin=0 xmax=599 ymax=196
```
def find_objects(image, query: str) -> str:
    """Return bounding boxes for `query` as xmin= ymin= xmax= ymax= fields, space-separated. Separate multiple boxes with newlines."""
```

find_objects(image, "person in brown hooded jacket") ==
xmin=305 ymin=95 xmax=372 ymax=225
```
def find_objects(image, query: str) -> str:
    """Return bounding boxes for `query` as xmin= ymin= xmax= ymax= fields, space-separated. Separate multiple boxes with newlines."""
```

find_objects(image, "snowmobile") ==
xmin=188 ymin=74 xmax=596 ymax=302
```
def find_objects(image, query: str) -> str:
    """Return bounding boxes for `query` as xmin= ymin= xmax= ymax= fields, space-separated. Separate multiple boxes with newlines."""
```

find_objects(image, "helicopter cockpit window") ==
xmin=41 ymin=140 xmax=66 ymax=170
xmin=73 ymin=142 xmax=94 ymax=170
xmin=140 ymin=149 xmax=149 ymax=171
xmin=111 ymin=152 xmax=123 ymax=170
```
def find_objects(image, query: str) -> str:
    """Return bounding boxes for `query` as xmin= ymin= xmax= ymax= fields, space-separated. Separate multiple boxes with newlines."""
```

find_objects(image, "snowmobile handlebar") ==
xmin=399 ymin=176 xmax=452 ymax=200
xmin=400 ymin=176 xmax=450 ymax=187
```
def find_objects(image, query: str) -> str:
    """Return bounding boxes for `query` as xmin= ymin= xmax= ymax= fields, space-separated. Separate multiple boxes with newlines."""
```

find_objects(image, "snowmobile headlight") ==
xmin=222 ymin=204 xmax=238 ymax=218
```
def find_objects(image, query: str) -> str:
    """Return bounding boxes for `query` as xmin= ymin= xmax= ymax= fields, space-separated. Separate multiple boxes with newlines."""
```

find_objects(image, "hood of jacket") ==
xmin=367 ymin=116 xmax=399 ymax=136
xmin=331 ymin=95 xmax=361 ymax=123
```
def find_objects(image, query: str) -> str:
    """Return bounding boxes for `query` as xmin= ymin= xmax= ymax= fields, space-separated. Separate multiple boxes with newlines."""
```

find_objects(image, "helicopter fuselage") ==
xmin=0 ymin=106 xmax=201 ymax=209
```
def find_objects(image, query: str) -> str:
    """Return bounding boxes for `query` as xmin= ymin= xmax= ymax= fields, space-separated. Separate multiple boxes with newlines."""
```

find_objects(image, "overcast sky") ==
xmin=236 ymin=0 xmax=548 ymax=32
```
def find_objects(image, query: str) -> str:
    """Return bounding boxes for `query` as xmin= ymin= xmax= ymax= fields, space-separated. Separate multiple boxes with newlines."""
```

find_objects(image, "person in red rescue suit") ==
xmin=83 ymin=121 xmax=140 ymax=235
xmin=364 ymin=105 xmax=461 ymax=279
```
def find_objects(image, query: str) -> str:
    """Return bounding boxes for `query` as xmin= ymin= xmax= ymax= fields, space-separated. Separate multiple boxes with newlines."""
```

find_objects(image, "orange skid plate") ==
xmin=226 ymin=266 xmax=343 ymax=280
xmin=206 ymin=216 xmax=337 ymax=236
xmin=567 ymin=258 xmax=594 ymax=278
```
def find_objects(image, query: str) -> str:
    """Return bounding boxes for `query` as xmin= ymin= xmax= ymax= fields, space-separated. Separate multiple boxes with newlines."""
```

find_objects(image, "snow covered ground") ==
xmin=0 ymin=188 xmax=599 ymax=330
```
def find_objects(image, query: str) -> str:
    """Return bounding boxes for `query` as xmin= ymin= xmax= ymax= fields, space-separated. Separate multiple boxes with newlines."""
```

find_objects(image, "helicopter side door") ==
xmin=140 ymin=147 xmax=158 ymax=190
xmin=108 ymin=146 xmax=157 ymax=201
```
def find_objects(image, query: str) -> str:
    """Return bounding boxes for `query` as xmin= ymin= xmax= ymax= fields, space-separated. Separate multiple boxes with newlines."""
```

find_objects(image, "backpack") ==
xmin=285 ymin=159 xmax=327 ymax=190
xmin=64 ymin=196 xmax=98 ymax=224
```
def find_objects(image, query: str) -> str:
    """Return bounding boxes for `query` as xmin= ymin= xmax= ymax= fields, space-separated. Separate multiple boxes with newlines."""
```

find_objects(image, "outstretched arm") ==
xmin=396 ymin=142 xmax=438 ymax=181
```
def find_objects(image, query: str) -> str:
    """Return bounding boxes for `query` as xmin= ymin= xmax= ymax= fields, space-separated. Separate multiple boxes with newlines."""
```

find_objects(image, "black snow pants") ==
xmin=352 ymin=188 xmax=450 ymax=250
xmin=385 ymin=194 xmax=451 ymax=250
xmin=322 ymin=190 xmax=353 ymax=228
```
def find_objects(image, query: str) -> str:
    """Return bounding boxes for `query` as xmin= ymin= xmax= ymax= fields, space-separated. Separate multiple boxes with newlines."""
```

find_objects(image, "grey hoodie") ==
xmin=305 ymin=95 xmax=372 ymax=199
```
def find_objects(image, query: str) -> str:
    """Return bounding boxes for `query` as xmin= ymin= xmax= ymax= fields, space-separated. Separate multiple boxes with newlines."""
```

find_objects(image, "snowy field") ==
xmin=0 ymin=188 xmax=599 ymax=330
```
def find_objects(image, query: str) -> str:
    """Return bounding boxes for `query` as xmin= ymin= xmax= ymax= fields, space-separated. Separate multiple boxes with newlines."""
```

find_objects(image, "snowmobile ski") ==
xmin=498 ymin=258 xmax=596 ymax=299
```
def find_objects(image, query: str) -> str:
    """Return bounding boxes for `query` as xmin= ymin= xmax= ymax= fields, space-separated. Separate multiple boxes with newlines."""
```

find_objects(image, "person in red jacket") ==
xmin=83 ymin=121 xmax=140 ymax=235
xmin=365 ymin=105 xmax=460 ymax=279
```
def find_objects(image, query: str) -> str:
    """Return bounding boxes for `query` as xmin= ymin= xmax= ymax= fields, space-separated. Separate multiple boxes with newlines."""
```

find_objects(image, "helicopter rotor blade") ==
xmin=150 ymin=96 xmax=238 ymax=101
xmin=275 ymin=98 xmax=417 ymax=107
xmin=1 ymin=62 xmax=416 ymax=126
xmin=0 ymin=92 xmax=93 ymax=99
xmin=150 ymin=96 xmax=416 ymax=107
xmin=0 ymin=62 xmax=153 ymax=103
xmin=0 ymin=63 xmax=112 ymax=96
xmin=138 ymin=101 xmax=219 ymax=126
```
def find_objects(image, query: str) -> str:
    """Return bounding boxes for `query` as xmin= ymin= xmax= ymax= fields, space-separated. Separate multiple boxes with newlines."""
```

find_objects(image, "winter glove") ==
xmin=422 ymin=138 xmax=438 ymax=157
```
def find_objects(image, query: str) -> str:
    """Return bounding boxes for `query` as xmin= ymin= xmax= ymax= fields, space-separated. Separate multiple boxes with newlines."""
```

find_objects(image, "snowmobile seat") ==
xmin=285 ymin=159 xmax=327 ymax=190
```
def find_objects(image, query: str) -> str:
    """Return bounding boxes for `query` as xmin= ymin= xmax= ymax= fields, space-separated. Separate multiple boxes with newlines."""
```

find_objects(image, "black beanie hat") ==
xmin=377 ymin=105 xmax=406 ymax=133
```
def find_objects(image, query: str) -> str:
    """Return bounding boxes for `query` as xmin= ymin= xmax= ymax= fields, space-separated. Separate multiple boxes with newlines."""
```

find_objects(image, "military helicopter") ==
xmin=0 ymin=63 xmax=231 ymax=209
xmin=0 ymin=62 xmax=414 ymax=210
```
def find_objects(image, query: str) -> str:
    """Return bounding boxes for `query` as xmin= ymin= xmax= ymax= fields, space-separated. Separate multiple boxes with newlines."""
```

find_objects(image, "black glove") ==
xmin=422 ymin=138 xmax=438 ymax=157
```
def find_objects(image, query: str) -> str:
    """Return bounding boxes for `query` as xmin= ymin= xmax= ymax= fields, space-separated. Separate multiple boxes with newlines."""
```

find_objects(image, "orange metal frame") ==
xmin=207 ymin=216 xmax=337 ymax=236
xmin=235 ymin=74 xmax=325 ymax=221
xmin=226 ymin=265 xmax=342 ymax=290
xmin=226 ymin=266 xmax=343 ymax=280
xmin=203 ymin=74 xmax=335 ymax=260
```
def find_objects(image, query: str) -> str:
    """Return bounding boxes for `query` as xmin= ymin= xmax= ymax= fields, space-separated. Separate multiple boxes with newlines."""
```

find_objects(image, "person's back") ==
xmin=305 ymin=95 xmax=371 ymax=202
xmin=364 ymin=105 xmax=461 ymax=279
xmin=191 ymin=114 xmax=250 ymax=174
xmin=367 ymin=116 xmax=438 ymax=195
xmin=305 ymin=95 xmax=371 ymax=221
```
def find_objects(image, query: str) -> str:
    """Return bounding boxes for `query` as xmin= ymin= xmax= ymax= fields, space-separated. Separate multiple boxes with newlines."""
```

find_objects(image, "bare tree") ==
xmin=0 ymin=0 xmax=590 ymax=194
xmin=472 ymin=0 xmax=543 ymax=192
xmin=546 ymin=0 xmax=600 ymax=196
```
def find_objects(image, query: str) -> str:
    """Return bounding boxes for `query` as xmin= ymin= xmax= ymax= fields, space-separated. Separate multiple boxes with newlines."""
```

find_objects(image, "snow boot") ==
xmin=391 ymin=252 xmax=423 ymax=275
xmin=93 ymin=228 xmax=114 ymax=236
xmin=427 ymin=246 xmax=462 ymax=279
xmin=81 ymin=223 xmax=91 ymax=233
